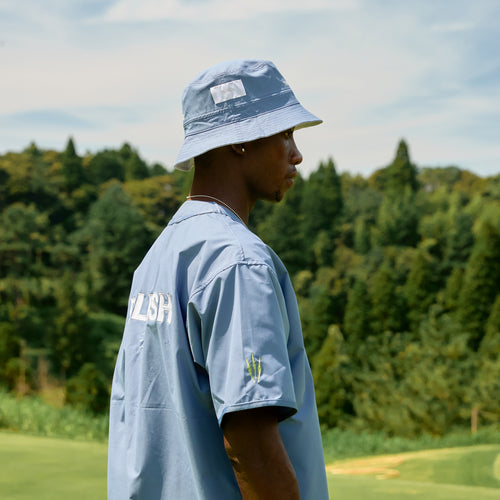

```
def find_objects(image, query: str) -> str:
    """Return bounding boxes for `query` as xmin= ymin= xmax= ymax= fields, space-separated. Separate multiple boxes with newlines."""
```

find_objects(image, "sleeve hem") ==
xmin=218 ymin=399 xmax=297 ymax=427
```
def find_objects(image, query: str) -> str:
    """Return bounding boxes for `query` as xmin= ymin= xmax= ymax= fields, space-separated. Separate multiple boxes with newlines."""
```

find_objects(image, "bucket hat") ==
xmin=174 ymin=59 xmax=322 ymax=171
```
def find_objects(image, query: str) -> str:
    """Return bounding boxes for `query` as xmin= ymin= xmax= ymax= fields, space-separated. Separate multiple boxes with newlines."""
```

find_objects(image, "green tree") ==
xmin=341 ymin=173 xmax=381 ymax=253
xmin=470 ymin=294 xmax=500 ymax=423
xmin=117 ymin=142 xmax=150 ymax=180
xmin=444 ymin=202 xmax=474 ymax=268
xmin=0 ymin=203 xmax=50 ymax=277
xmin=65 ymin=363 xmax=110 ymax=414
xmin=370 ymin=139 xmax=419 ymax=193
xmin=387 ymin=139 xmax=419 ymax=192
xmin=123 ymin=175 xmax=182 ymax=236
xmin=312 ymin=325 xmax=352 ymax=428
xmin=469 ymin=295 xmax=500 ymax=424
xmin=302 ymin=281 xmax=333 ymax=361
xmin=88 ymin=150 xmax=125 ymax=184
xmin=0 ymin=147 xmax=60 ymax=214
xmin=61 ymin=137 xmax=85 ymax=191
xmin=343 ymin=276 xmax=372 ymax=345
xmin=301 ymin=267 xmax=343 ymax=361
xmin=457 ymin=205 xmax=500 ymax=349
xmin=0 ymin=166 xmax=9 ymax=210
xmin=349 ymin=332 xmax=410 ymax=434
xmin=483 ymin=294 xmax=500 ymax=349
xmin=341 ymin=173 xmax=381 ymax=222
xmin=257 ymin=175 xmax=306 ymax=275
xmin=49 ymin=271 xmax=92 ymax=378
xmin=395 ymin=307 xmax=472 ymax=436
xmin=126 ymin=153 xmax=150 ymax=180
xmin=353 ymin=217 xmax=371 ymax=254
xmin=404 ymin=249 xmax=439 ymax=332
xmin=151 ymin=163 xmax=168 ymax=177
xmin=350 ymin=307 xmax=472 ymax=437
xmin=371 ymin=186 xmax=420 ymax=248
xmin=171 ymin=167 xmax=194 ymax=200
xmin=418 ymin=166 xmax=462 ymax=193
xmin=0 ymin=322 xmax=22 ymax=390
xmin=439 ymin=266 xmax=463 ymax=312
xmin=418 ymin=208 xmax=449 ymax=261
xmin=300 ymin=158 xmax=343 ymax=267
xmin=370 ymin=260 xmax=407 ymax=334
xmin=79 ymin=182 xmax=154 ymax=313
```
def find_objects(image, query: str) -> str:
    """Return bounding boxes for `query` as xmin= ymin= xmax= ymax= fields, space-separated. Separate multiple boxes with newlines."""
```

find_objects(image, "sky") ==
xmin=1 ymin=0 xmax=499 ymax=178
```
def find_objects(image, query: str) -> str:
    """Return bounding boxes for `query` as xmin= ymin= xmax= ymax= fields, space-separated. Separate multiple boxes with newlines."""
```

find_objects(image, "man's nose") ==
xmin=290 ymin=138 xmax=303 ymax=165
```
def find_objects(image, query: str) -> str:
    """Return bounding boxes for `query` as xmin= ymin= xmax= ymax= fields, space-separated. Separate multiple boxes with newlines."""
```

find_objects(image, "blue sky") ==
xmin=1 ymin=0 xmax=499 ymax=177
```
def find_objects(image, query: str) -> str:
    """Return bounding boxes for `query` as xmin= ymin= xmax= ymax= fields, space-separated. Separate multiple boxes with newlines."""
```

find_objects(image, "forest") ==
xmin=0 ymin=137 xmax=499 ymax=438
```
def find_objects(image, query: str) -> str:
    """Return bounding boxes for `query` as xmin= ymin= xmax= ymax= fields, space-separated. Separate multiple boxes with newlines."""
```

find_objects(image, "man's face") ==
xmin=243 ymin=129 xmax=303 ymax=203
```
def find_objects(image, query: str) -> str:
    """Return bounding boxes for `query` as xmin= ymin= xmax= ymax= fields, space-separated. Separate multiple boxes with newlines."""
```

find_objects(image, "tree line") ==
xmin=0 ymin=138 xmax=499 ymax=436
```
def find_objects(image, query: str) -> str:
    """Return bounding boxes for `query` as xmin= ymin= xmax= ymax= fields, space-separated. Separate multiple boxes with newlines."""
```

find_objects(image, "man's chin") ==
xmin=274 ymin=190 xmax=285 ymax=202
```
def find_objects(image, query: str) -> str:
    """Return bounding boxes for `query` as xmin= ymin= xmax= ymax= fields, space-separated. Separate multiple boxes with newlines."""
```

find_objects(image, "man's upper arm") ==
xmin=191 ymin=263 xmax=298 ymax=424
xmin=222 ymin=407 xmax=300 ymax=500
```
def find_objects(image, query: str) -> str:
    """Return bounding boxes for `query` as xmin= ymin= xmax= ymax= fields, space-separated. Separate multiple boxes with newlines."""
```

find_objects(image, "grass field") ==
xmin=0 ymin=432 xmax=108 ymax=500
xmin=328 ymin=445 xmax=500 ymax=499
xmin=1 ymin=431 xmax=499 ymax=499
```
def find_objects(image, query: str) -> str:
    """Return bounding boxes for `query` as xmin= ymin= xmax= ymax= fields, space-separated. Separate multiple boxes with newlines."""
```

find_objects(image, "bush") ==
xmin=321 ymin=425 xmax=500 ymax=463
xmin=0 ymin=322 xmax=22 ymax=390
xmin=65 ymin=363 xmax=110 ymax=414
xmin=0 ymin=391 xmax=108 ymax=441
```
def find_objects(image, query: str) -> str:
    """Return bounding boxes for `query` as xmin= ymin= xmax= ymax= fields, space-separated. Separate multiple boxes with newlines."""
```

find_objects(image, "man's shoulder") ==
xmin=169 ymin=201 xmax=274 ymax=265
xmin=132 ymin=202 xmax=289 ymax=298
xmin=138 ymin=202 xmax=286 ymax=291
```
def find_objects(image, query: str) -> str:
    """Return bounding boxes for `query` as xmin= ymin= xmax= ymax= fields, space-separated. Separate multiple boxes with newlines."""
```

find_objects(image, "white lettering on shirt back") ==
xmin=130 ymin=292 xmax=173 ymax=324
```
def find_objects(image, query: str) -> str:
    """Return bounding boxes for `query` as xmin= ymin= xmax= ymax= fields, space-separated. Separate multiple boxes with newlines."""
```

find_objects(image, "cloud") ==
xmin=96 ymin=0 xmax=358 ymax=23
xmin=0 ymin=109 xmax=94 ymax=129
xmin=0 ymin=0 xmax=117 ymax=23
xmin=0 ymin=0 xmax=499 ymax=177
xmin=430 ymin=22 xmax=476 ymax=33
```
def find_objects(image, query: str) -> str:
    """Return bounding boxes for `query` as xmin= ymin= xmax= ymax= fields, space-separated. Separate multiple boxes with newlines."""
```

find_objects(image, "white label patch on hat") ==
xmin=210 ymin=79 xmax=246 ymax=104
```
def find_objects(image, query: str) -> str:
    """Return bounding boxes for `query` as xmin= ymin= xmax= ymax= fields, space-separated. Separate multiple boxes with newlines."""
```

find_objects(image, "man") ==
xmin=108 ymin=59 xmax=329 ymax=499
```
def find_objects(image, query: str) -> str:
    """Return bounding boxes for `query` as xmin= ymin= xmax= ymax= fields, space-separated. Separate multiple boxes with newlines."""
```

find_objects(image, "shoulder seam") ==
xmin=190 ymin=261 xmax=277 ymax=299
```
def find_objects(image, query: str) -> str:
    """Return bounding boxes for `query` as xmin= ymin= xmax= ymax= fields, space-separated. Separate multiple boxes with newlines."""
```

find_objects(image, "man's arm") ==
xmin=222 ymin=407 xmax=301 ymax=500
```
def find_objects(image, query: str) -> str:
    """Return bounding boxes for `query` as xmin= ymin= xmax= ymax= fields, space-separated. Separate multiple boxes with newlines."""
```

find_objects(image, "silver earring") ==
xmin=241 ymin=147 xmax=245 ymax=153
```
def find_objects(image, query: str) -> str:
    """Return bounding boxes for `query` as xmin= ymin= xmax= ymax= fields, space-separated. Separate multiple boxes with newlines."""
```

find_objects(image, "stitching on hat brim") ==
xmin=177 ymin=108 xmax=322 ymax=163
xmin=184 ymin=100 xmax=303 ymax=138
xmin=174 ymin=109 xmax=322 ymax=171
xmin=183 ymin=88 xmax=295 ymax=128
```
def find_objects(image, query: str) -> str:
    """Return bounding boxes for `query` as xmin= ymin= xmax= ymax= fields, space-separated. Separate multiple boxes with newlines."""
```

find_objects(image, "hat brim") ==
xmin=174 ymin=102 xmax=322 ymax=171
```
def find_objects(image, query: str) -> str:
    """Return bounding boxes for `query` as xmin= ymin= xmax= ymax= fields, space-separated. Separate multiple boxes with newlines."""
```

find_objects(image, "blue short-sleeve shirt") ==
xmin=108 ymin=201 xmax=329 ymax=499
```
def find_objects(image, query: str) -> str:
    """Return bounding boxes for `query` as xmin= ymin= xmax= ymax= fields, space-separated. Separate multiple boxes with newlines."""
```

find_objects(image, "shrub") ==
xmin=65 ymin=363 xmax=110 ymax=414
xmin=0 ymin=391 xmax=108 ymax=441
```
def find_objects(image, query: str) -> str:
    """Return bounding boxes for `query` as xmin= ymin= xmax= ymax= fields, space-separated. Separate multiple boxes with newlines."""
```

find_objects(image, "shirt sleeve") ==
xmin=188 ymin=262 xmax=298 ymax=425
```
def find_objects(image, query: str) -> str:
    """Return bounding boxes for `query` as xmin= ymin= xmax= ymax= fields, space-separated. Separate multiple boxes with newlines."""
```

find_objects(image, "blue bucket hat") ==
xmin=174 ymin=59 xmax=322 ymax=171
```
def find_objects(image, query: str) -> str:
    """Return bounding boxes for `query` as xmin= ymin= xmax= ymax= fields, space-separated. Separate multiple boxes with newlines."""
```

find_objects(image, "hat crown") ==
xmin=174 ymin=59 xmax=322 ymax=171
xmin=182 ymin=59 xmax=297 ymax=135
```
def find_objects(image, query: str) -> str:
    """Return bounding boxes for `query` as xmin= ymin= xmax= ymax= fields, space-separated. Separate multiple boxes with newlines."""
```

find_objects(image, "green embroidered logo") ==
xmin=246 ymin=353 xmax=262 ymax=383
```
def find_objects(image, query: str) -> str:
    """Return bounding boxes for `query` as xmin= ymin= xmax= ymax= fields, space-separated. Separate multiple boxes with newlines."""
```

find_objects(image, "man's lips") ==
xmin=286 ymin=169 xmax=298 ymax=186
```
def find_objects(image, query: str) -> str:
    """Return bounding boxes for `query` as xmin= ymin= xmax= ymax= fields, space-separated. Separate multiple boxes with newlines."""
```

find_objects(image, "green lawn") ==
xmin=327 ymin=444 xmax=500 ymax=499
xmin=0 ymin=432 xmax=107 ymax=500
xmin=328 ymin=475 xmax=500 ymax=500
xmin=1 ymin=432 xmax=499 ymax=500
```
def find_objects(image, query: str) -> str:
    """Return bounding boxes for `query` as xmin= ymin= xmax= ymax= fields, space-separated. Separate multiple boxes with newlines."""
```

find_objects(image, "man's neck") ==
xmin=187 ymin=192 xmax=250 ymax=226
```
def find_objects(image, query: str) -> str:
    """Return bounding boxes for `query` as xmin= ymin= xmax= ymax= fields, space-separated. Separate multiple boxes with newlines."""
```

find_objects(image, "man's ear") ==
xmin=231 ymin=144 xmax=246 ymax=156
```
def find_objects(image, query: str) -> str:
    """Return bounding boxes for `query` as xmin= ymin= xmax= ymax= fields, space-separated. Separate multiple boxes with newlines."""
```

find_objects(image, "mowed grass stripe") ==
xmin=397 ymin=445 xmax=500 ymax=488
xmin=328 ymin=475 xmax=500 ymax=500
xmin=0 ymin=432 xmax=107 ymax=500
xmin=327 ymin=445 xmax=500 ymax=500
xmin=2 ymin=431 xmax=500 ymax=500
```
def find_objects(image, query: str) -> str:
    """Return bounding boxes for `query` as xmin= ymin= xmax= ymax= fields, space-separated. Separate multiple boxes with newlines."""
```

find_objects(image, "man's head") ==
xmin=174 ymin=59 xmax=322 ymax=172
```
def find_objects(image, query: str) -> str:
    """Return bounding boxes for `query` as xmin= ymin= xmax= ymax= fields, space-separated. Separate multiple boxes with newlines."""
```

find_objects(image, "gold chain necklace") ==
xmin=186 ymin=195 xmax=246 ymax=226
